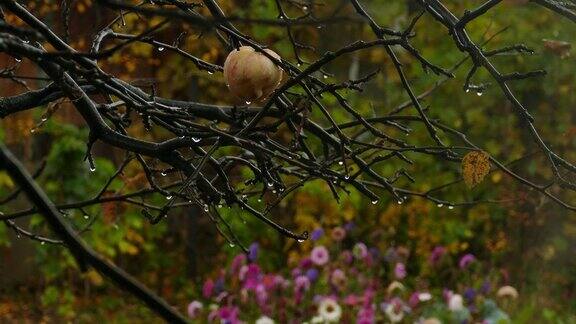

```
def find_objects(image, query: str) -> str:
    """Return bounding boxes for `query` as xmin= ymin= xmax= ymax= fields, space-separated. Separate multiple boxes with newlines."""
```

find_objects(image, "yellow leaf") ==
xmin=84 ymin=269 xmax=104 ymax=286
xmin=0 ymin=171 xmax=14 ymax=188
xmin=462 ymin=151 xmax=490 ymax=188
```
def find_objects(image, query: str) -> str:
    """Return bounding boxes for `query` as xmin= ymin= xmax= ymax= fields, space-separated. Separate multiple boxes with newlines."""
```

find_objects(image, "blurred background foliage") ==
xmin=0 ymin=0 xmax=574 ymax=322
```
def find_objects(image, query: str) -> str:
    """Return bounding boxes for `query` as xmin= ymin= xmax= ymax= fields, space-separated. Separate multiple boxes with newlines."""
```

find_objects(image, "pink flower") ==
xmin=310 ymin=246 xmax=330 ymax=266
xmin=295 ymin=275 xmax=311 ymax=292
xmin=330 ymin=269 xmax=347 ymax=287
xmin=331 ymin=227 xmax=346 ymax=241
xmin=256 ymin=283 xmax=268 ymax=305
xmin=394 ymin=263 xmax=406 ymax=279
xmin=187 ymin=300 xmax=203 ymax=319
xmin=202 ymin=279 xmax=214 ymax=298
xmin=353 ymin=243 xmax=368 ymax=259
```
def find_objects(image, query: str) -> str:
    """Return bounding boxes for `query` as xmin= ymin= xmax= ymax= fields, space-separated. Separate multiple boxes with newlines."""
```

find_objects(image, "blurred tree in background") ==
xmin=0 ymin=0 xmax=575 ymax=322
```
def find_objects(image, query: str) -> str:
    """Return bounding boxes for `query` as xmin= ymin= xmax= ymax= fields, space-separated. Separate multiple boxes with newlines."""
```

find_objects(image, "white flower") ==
xmin=418 ymin=292 xmax=432 ymax=302
xmin=311 ymin=316 xmax=324 ymax=323
xmin=318 ymin=299 xmax=342 ymax=323
xmin=496 ymin=285 xmax=519 ymax=299
xmin=386 ymin=281 xmax=405 ymax=294
xmin=255 ymin=315 xmax=275 ymax=324
xmin=384 ymin=303 xmax=404 ymax=323
xmin=448 ymin=294 xmax=464 ymax=311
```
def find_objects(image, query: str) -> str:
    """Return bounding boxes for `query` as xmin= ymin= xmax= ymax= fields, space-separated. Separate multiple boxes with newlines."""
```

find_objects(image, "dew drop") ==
xmin=23 ymin=40 xmax=29 ymax=44
xmin=344 ymin=175 xmax=350 ymax=180
xmin=229 ymin=243 xmax=235 ymax=248
xmin=302 ymin=5 xmax=308 ymax=11
xmin=476 ymin=91 xmax=483 ymax=96
xmin=241 ymin=194 xmax=247 ymax=199
xmin=41 ymin=117 xmax=48 ymax=122
xmin=158 ymin=46 xmax=165 ymax=52
xmin=30 ymin=128 xmax=36 ymax=134
xmin=437 ymin=203 xmax=444 ymax=207
xmin=166 ymin=195 xmax=173 ymax=200
xmin=267 ymin=182 xmax=274 ymax=187
xmin=192 ymin=137 xmax=201 ymax=143
xmin=245 ymin=101 xmax=252 ymax=105
xmin=465 ymin=89 xmax=470 ymax=93
xmin=397 ymin=199 xmax=403 ymax=205
xmin=323 ymin=74 xmax=328 ymax=79
xmin=217 ymin=204 xmax=223 ymax=208
xmin=113 ymin=224 xmax=119 ymax=230
xmin=16 ymin=234 xmax=21 ymax=239
xmin=338 ymin=161 xmax=344 ymax=165
xmin=15 ymin=58 xmax=22 ymax=63
xmin=279 ymin=188 xmax=284 ymax=192
xmin=297 ymin=63 xmax=301 ymax=67
xmin=297 ymin=238 xmax=305 ymax=243
xmin=84 ymin=215 xmax=89 ymax=219
xmin=272 ymin=189 xmax=277 ymax=194
xmin=448 ymin=205 xmax=455 ymax=210
xmin=160 ymin=171 xmax=167 ymax=176
xmin=41 ymin=241 xmax=45 ymax=245
xmin=207 ymin=71 xmax=214 ymax=75
xmin=90 ymin=165 xmax=96 ymax=172
xmin=371 ymin=200 xmax=379 ymax=205
xmin=257 ymin=198 xmax=262 ymax=202
xmin=203 ymin=204 xmax=209 ymax=212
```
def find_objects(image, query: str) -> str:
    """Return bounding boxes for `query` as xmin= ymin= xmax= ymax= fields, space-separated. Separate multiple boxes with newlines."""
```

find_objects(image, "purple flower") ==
xmin=344 ymin=222 xmax=355 ymax=232
xmin=480 ymin=280 xmax=491 ymax=294
xmin=459 ymin=253 xmax=476 ymax=269
xmin=306 ymin=268 xmax=320 ymax=282
xmin=202 ymin=279 xmax=214 ymax=298
xmin=311 ymin=246 xmax=330 ymax=266
xmin=311 ymin=228 xmax=324 ymax=241
xmin=394 ymin=263 xmax=406 ymax=280
xmin=187 ymin=300 xmax=203 ymax=318
xmin=463 ymin=287 xmax=476 ymax=302
xmin=248 ymin=242 xmax=259 ymax=262
xmin=214 ymin=277 xmax=225 ymax=295
xmin=429 ymin=246 xmax=447 ymax=264
xmin=408 ymin=292 xmax=420 ymax=307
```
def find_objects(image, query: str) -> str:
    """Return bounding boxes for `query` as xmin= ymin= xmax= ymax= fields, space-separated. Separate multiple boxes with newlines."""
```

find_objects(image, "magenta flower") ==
xmin=256 ymin=283 xmax=268 ymax=305
xmin=242 ymin=264 xmax=261 ymax=290
xmin=310 ymin=246 xmax=330 ymax=266
xmin=357 ymin=305 xmax=375 ymax=324
xmin=353 ymin=243 xmax=368 ymax=259
xmin=429 ymin=246 xmax=447 ymax=264
xmin=202 ymin=279 xmax=214 ymax=298
xmin=394 ymin=263 xmax=407 ymax=279
xmin=344 ymin=294 xmax=361 ymax=306
xmin=230 ymin=254 xmax=246 ymax=274
xmin=187 ymin=300 xmax=203 ymax=319
xmin=459 ymin=253 xmax=476 ymax=269
xmin=217 ymin=306 xmax=240 ymax=324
